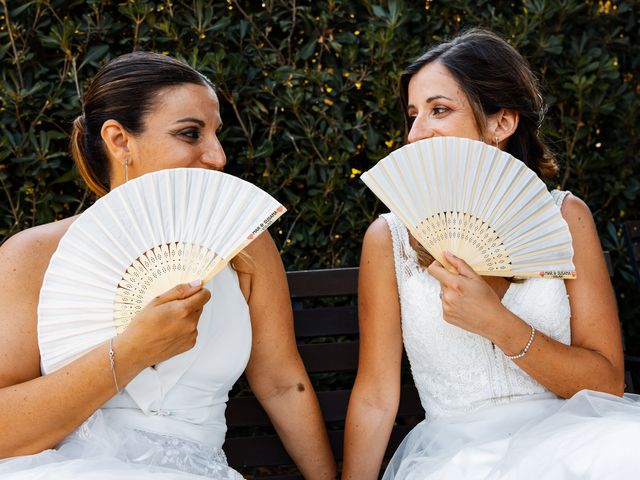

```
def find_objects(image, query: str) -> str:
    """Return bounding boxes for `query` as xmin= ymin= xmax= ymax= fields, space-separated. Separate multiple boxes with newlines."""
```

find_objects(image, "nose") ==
xmin=407 ymin=115 xmax=435 ymax=144
xmin=200 ymin=135 xmax=227 ymax=170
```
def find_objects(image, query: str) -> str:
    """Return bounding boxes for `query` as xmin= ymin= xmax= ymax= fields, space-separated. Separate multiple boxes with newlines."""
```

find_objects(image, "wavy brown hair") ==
xmin=398 ymin=29 xmax=558 ymax=268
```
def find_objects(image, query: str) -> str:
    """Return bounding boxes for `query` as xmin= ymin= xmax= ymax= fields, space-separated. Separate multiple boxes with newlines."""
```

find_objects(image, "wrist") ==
xmin=110 ymin=333 xmax=148 ymax=381
xmin=107 ymin=338 xmax=121 ymax=394
xmin=504 ymin=324 xmax=536 ymax=360
xmin=487 ymin=310 xmax=532 ymax=356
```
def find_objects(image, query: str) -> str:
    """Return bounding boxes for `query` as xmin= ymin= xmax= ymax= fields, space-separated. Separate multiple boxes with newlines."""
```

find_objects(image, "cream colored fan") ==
xmin=361 ymin=136 xmax=576 ymax=279
xmin=38 ymin=168 xmax=285 ymax=374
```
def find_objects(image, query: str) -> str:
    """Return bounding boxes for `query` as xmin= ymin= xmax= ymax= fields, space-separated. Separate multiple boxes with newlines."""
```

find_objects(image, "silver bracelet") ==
xmin=504 ymin=324 xmax=536 ymax=360
xmin=108 ymin=337 xmax=121 ymax=394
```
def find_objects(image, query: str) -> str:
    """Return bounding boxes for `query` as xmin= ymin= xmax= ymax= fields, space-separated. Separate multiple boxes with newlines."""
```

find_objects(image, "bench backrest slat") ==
xmin=293 ymin=306 xmax=358 ymax=337
xmin=287 ymin=267 xmax=358 ymax=298
xmin=298 ymin=342 xmax=359 ymax=373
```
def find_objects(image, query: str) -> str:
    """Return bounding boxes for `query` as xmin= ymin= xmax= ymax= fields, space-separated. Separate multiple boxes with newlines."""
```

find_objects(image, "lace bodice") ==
xmin=382 ymin=190 xmax=572 ymax=420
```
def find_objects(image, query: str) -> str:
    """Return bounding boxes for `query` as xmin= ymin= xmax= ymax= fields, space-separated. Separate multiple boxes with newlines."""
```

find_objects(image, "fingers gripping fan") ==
xmin=361 ymin=137 xmax=576 ymax=279
xmin=38 ymin=168 xmax=286 ymax=374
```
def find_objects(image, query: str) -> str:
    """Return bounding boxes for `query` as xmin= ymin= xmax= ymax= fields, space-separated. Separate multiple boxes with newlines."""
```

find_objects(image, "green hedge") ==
xmin=1 ymin=0 xmax=639 ymax=350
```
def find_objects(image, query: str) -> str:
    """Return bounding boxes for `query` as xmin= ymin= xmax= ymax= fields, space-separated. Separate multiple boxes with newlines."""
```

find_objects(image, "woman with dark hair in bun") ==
xmin=343 ymin=29 xmax=640 ymax=479
xmin=0 ymin=52 xmax=336 ymax=479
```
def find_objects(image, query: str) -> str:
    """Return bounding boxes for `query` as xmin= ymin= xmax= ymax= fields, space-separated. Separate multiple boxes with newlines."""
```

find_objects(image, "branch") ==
xmin=1 ymin=0 xmax=24 ymax=88
xmin=0 ymin=172 xmax=19 ymax=228
xmin=287 ymin=0 xmax=296 ymax=64
xmin=1 ymin=0 xmax=27 ymax=134
xmin=232 ymin=0 xmax=285 ymax=64
xmin=217 ymin=85 xmax=253 ymax=150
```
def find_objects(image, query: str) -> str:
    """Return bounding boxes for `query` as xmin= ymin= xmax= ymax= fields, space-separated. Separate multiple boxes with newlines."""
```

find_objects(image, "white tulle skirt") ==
xmin=0 ymin=410 xmax=244 ymax=479
xmin=383 ymin=390 xmax=640 ymax=480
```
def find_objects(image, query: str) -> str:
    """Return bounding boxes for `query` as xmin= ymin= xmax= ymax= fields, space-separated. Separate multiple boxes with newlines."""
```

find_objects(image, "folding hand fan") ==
xmin=361 ymin=136 xmax=576 ymax=279
xmin=38 ymin=168 xmax=286 ymax=373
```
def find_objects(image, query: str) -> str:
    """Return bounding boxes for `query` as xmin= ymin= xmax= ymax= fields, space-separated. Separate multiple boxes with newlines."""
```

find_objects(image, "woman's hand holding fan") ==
xmin=428 ymin=251 xmax=512 ymax=338
xmin=119 ymin=280 xmax=211 ymax=369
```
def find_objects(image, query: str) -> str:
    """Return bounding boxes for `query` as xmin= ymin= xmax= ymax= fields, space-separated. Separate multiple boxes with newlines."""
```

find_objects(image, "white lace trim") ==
xmin=63 ymin=410 xmax=245 ymax=478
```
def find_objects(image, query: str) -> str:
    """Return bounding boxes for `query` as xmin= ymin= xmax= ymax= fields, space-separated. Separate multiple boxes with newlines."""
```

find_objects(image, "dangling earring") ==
xmin=494 ymin=136 xmax=500 ymax=148
xmin=124 ymin=157 xmax=129 ymax=183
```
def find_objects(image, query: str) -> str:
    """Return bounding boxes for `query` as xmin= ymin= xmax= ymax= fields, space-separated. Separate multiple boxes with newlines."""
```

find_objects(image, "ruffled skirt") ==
xmin=0 ymin=410 xmax=244 ymax=479
xmin=383 ymin=390 xmax=640 ymax=480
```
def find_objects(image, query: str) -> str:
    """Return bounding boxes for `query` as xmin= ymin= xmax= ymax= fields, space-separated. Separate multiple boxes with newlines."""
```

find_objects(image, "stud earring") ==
xmin=124 ymin=157 xmax=129 ymax=183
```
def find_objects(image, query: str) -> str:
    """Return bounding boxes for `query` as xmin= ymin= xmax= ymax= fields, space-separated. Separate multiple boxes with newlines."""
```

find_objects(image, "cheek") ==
xmin=148 ymin=140 xmax=184 ymax=158
xmin=450 ymin=112 xmax=482 ymax=138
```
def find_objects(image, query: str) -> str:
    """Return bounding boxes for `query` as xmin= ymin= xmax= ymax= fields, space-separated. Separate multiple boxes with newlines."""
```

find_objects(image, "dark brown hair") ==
xmin=70 ymin=51 xmax=214 ymax=197
xmin=399 ymin=29 xmax=558 ymax=269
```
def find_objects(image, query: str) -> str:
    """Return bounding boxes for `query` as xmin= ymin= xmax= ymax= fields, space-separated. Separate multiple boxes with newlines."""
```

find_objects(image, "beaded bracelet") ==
xmin=505 ymin=324 xmax=536 ymax=360
xmin=109 ymin=337 xmax=121 ymax=394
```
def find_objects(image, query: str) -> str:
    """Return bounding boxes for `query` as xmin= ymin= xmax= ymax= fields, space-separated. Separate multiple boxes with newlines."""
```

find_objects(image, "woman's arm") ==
xmin=428 ymin=194 xmax=624 ymax=398
xmin=238 ymin=232 xmax=337 ymax=480
xmin=0 ymin=222 xmax=212 ymax=458
xmin=342 ymin=218 xmax=404 ymax=480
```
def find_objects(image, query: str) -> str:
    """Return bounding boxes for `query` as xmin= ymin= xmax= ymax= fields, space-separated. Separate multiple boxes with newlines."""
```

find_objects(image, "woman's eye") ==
xmin=433 ymin=106 xmax=449 ymax=115
xmin=179 ymin=129 xmax=200 ymax=140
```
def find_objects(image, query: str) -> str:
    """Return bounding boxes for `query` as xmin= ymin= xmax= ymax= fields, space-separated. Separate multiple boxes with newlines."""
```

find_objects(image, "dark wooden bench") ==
xmin=225 ymin=250 xmax=633 ymax=478
xmin=224 ymin=267 xmax=423 ymax=479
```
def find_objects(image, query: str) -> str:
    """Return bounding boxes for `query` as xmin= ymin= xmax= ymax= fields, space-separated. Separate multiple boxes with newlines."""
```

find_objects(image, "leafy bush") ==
xmin=1 ymin=0 xmax=639 ymax=350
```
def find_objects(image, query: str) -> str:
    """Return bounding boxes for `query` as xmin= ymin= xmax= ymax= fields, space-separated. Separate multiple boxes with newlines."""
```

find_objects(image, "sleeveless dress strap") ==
xmin=380 ymin=213 xmax=420 ymax=289
xmin=549 ymin=189 xmax=570 ymax=208
xmin=380 ymin=213 xmax=406 ymax=288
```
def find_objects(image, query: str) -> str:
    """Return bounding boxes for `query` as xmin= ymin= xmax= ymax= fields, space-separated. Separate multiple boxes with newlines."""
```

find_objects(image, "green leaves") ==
xmin=1 ymin=0 xmax=639 ymax=348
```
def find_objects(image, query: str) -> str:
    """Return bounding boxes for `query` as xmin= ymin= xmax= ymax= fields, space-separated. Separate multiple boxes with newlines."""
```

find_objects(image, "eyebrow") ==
xmin=174 ymin=117 xmax=224 ymax=131
xmin=407 ymin=94 xmax=454 ymax=109
xmin=174 ymin=117 xmax=205 ymax=126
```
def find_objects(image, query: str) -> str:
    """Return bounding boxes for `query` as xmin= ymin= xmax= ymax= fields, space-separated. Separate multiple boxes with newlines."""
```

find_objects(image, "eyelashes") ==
xmin=407 ymin=106 xmax=451 ymax=122
xmin=432 ymin=106 xmax=450 ymax=115
xmin=173 ymin=128 xmax=205 ymax=143
xmin=179 ymin=129 xmax=201 ymax=140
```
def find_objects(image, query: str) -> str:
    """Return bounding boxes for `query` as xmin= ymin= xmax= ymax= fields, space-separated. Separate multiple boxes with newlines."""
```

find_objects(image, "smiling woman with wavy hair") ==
xmin=0 ymin=51 xmax=336 ymax=480
xmin=343 ymin=28 xmax=640 ymax=480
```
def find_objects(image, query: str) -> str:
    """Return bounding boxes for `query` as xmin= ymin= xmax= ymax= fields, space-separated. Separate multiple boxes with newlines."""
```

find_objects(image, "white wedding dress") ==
xmin=381 ymin=190 xmax=640 ymax=480
xmin=0 ymin=266 xmax=250 ymax=479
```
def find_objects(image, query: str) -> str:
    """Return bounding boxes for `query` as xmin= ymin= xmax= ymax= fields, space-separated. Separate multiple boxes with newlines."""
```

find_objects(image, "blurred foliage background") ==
xmin=1 ymin=0 xmax=639 ymax=351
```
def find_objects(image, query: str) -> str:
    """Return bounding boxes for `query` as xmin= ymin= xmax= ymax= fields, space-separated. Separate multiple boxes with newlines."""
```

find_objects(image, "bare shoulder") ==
xmin=558 ymin=193 xmax=602 ymax=255
xmin=559 ymin=192 xmax=612 ymax=314
xmin=559 ymin=192 xmax=594 ymax=229
xmin=0 ymin=216 xmax=78 ymax=385
xmin=234 ymin=230 xmax=282 ymax=275
xmin=360 ymin=217 xmax=396 ymax=290
xmin=361 ymin=217 xmax=395 ymax=279
xmin=234 ymin=231 xmax=286 ymax=302
xmin=0 ymin=216 xmax=78 ymax=277
xmin=362 ymin=216 xmax=393 ymax=255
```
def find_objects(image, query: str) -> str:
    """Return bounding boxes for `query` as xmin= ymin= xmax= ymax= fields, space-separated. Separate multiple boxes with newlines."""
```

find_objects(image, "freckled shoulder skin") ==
xmin=0 ymin=216 xmax=79 ymax=386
